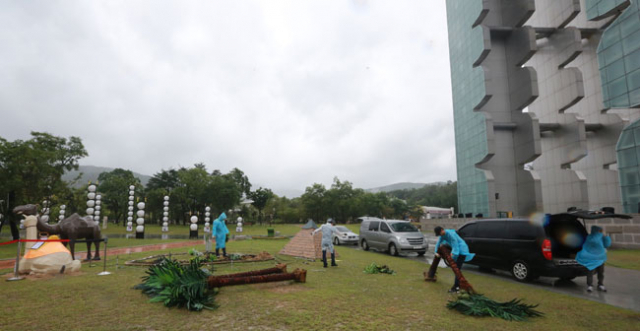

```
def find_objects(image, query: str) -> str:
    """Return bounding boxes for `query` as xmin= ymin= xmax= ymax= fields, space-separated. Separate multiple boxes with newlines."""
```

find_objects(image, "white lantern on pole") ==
xmin=190 ymin=215 xmax=198 ymax=232
xmin=136 ymin=201 xmax=145 ymax=237
xmin=58 ymin=205 xmax=66 ymax=223
xmin=204 ymin=206 xmax=211 ymax=233
xmin=126 ymin=184 xmax=135 ymax=232
xmin=162 ymin=196 xmax=169 ymax=232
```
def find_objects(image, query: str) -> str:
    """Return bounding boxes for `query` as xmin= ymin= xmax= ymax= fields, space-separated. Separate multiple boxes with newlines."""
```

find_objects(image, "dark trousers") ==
xmin=453 ymin=255 xmax=465 ymax=289
xmin=587 ymin=264 xmax=605 ymax=286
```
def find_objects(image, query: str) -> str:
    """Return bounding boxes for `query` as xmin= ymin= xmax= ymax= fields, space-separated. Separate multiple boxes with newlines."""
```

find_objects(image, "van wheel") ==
xmin=361 ymin=240 xmax=369 ymax=251
xmin=511 ymin=260 xmax=532 ymax=282
xmin=333 ymin=237 xmax=340 ymax=245
xmin=389 ymin=243 xmax=399 ymax=256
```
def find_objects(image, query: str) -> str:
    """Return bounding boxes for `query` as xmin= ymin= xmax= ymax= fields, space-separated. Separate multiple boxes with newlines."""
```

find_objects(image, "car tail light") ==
xmin=542 ymin=239 xmax=552 ymax=261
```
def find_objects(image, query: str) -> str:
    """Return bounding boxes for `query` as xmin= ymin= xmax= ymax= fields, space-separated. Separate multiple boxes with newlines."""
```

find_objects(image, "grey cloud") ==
xmin=0 ymin=0 xmax=455 ymax=194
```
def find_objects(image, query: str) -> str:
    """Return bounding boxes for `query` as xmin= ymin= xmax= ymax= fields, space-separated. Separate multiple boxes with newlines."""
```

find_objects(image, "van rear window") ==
xmin=369 ymin=221 xmax=379 ymax=231
xmin=475 ymin=221 xmax=505 ymax=238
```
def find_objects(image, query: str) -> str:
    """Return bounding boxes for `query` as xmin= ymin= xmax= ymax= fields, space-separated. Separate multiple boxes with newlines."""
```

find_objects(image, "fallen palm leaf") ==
xmin=134 ymin=257 xmax=217 ymax=311
xmin=447 ymin=293 xmax=543 ymax=321
xmin=363 ymin=262 xmax=396 ymax=275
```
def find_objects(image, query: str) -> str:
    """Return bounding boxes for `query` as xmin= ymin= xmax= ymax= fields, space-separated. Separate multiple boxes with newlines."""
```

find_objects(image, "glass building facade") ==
xmin=597 ymin=0 xmax=640 ymax=108
xmin=586 ymin=0 xmax=630 ymax=20
xmin=446 ymin=0 xmax=490 ymax=216
xmin=617 ymin=118 xmax=640 ymax=212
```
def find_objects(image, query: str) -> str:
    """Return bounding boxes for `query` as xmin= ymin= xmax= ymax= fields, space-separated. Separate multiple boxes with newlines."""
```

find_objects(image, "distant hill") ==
xmin=366 ymin=182 xmax=440 ymax=193
xmin=62 ymin=165 xmax=152 ymax=188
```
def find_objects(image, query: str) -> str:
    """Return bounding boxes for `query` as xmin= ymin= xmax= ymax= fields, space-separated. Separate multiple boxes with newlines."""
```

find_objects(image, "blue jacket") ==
xmin=576 ymin=226 xmax=611 ymax=270
xmin=213 ymin=213 xmax=229 ymax=249
xmin=435 ymin=229 xmax=475 ymax=262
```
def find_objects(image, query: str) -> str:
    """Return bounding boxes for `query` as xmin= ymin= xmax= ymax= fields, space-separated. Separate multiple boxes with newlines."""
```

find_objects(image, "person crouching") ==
xmin=434 ymin=226 xmax=475 ymax=293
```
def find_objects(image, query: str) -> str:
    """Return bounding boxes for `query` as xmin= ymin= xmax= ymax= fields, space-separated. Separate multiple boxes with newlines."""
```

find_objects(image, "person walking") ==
xmin=213 ymin=212 xmax=230 ymax=257
xmin=312 ymin=218 xmax=339 ymax=268
xmin=576 ymin=225 xmax=611 ymax=292
xmin=434 ymin=226 xmax=475 ymax=293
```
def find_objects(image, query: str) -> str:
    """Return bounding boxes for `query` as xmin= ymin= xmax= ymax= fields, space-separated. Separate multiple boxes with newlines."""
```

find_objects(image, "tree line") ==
xmin=0 ymin=133 xmax=458 ymax=238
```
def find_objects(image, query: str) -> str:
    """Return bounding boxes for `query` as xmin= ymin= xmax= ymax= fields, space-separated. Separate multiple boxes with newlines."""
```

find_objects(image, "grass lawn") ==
xmin=607 ymin=249 xmax=640 ymax=271
xmin=101 ymin=223 xmax=305 ymax=237
xmin=1 ymin=239 xmax=638 ymax=330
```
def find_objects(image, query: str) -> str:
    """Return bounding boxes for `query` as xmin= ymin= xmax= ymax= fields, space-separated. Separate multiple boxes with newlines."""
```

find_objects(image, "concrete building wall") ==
xmin=447 ymin=0 xmax=640 ymax=216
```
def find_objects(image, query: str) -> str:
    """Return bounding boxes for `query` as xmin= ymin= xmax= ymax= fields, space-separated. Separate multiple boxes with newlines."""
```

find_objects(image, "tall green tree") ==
xmin=248 ymin=187 xmax=273 ymax=225
xmin=98 ymin=169 xmax=142 ymax=225
xmin=300 ymin=183 xmax=327 ymax=222
xmin=0 ymin=132 xmax=87 ymax=238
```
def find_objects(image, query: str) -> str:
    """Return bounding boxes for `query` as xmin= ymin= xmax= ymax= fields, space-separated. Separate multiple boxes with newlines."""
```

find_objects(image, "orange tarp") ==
xmin=23 ymin=241 xmax=72 ymax=259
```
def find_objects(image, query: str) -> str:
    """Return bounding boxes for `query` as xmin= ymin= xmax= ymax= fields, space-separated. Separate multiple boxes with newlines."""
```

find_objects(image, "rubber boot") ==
xmin=331 ymin=252 xmax=337 ymax=267
xmin=215 ymin=248 xmax=220 ymax=257
xmin=222 ymin=248 xmax=227 ymax=257
xmin=322 ymin=250 xmax=328 ymax=268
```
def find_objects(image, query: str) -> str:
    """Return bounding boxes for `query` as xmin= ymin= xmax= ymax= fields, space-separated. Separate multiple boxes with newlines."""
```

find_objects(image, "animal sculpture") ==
xmin=13 ymin=204 xmax=102 ymax=260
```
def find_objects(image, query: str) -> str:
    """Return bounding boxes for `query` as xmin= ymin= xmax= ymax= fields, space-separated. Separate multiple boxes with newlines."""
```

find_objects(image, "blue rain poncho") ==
xmin=312 ymin=222 xmax=338 ymax=253
xmin=435 ymin=229 xmax=475 ymax=262
xmin=576 ymin=226 xmax=611 ymax=271
xmin=212 ymin=213 xmax=229 ymax=249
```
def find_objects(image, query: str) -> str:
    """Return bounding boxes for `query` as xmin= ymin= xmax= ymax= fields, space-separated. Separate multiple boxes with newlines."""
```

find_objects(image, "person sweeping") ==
xmin=576 ymin=225 xmax=611 ymax=292
xmin=312 ymin=218 xmax=339 ymax=268
xmin=434 ymin=226 xmax=475 ymax=293
xmin=213 ymin=212 xmax=230 ymax=257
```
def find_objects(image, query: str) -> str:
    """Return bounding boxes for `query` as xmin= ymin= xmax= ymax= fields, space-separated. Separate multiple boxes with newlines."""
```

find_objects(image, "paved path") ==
xmin=342 ymin=243 xmax=640 ymax=312
xmin=0 ymin=240 xmax=200 ymax=270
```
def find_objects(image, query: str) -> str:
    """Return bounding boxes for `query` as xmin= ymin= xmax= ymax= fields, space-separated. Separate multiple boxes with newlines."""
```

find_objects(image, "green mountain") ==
xmin=366 ymin=182 xmax=441 ymax=193
xmin=63 ymin=165 xmax=151 ymax=188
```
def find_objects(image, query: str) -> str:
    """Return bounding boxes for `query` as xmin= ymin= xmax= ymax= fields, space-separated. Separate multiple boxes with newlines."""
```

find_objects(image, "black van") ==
xmin=456 ymin=211 xmax=628 ymax=281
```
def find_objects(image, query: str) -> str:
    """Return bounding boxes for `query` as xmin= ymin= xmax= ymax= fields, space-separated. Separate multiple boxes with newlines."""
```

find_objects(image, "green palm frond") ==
xmin=134 ymin=257 xmax=217 ymax=311
xmin=447 ymin=293 xmax=543 ymax=321
xmin=363 ymin=262 xmax=396 ymax=275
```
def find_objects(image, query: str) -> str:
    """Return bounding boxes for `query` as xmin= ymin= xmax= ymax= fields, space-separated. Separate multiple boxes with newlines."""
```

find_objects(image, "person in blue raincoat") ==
xmin=213 ymin=212 xmax=230 ymax=257
xmin=312 ymin=218 xmax=339 ymax=268
xmin=576 ymin=225 xmax=611 ymax=292
xmin=434 ymin=226 xmax=475 ymax=293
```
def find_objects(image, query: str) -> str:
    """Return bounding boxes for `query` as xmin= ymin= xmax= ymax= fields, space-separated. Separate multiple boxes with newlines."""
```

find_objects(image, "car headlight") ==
xmin=397 ymin=237 xmax=408 ymax=244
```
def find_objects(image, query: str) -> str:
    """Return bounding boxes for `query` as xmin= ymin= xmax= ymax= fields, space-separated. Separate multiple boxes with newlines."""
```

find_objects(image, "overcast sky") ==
xmin=0 ymin=0 xmax=454 ymax=197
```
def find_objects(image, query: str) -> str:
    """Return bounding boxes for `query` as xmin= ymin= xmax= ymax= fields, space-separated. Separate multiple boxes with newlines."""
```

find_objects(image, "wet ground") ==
xmin=340 ymin=240 xmax=640 ymax=312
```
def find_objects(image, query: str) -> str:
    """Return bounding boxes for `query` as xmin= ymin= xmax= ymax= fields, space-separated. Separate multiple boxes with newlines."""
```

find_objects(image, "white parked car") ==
xmin=332 ymin=226 xmax=359 ymax=245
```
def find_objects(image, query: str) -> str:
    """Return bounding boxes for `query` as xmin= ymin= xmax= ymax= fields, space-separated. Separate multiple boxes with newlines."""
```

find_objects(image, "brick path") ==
xmin=0 ymin=240 xmax=200 ymax=270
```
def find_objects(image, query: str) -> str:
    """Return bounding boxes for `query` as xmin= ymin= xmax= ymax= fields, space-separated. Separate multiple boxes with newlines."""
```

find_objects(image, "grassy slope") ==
xmin=1 ymin=239 xmax=639 ymax=331
xmin=607 ymin=249 xmax=640 ymax=271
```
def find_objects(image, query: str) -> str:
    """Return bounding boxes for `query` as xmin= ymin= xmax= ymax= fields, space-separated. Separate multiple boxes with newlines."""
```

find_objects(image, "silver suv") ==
xmin=358 ymin=217 xmax=428 ymax=256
